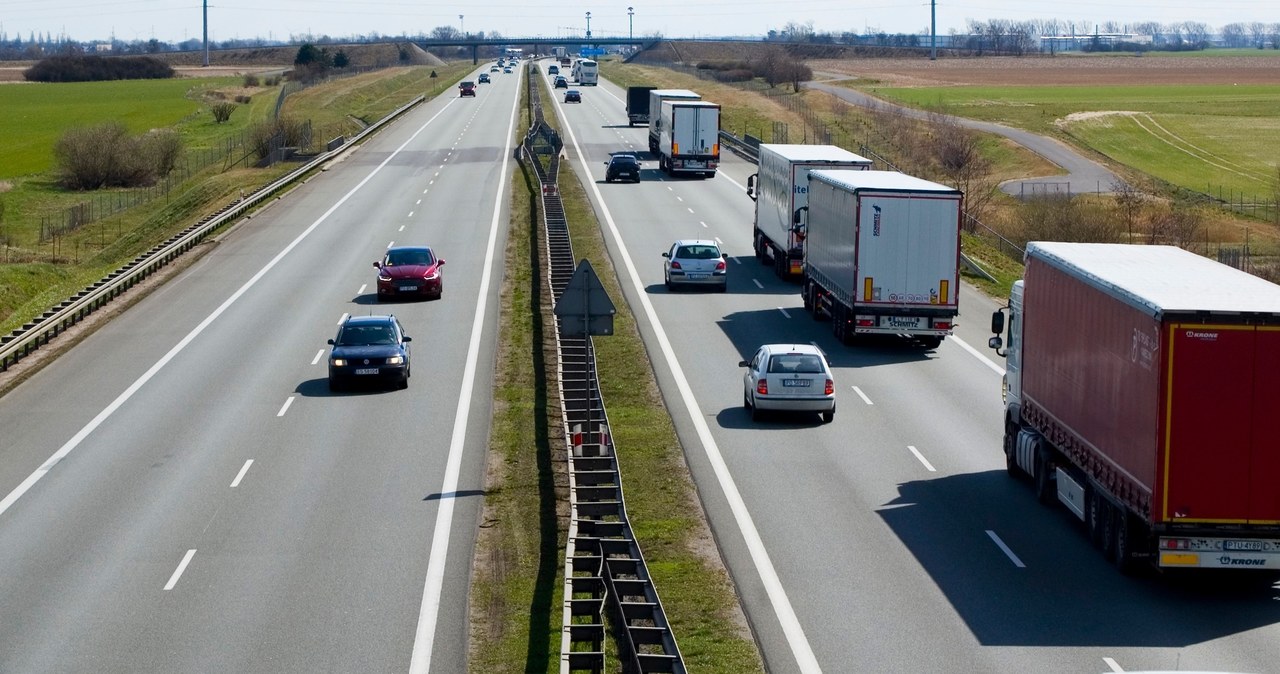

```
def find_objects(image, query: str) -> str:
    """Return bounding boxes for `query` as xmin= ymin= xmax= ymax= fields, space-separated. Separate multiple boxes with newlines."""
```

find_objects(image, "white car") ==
xmin=740 ymin=344 xmax=835 ymax=423
xmin=662 ymin=239 xmax=727 ymax=291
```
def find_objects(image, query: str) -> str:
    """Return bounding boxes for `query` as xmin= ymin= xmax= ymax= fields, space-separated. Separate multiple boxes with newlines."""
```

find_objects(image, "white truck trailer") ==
xmin=654 ymin=100 xmax=721 ymax=178
xmin=746 ymin=144 xmax=873 ymax=280
xmin=645 ymin=89 xmax=700 ymax=154
xmin=801 ymin=170 xmax=962 ymax=348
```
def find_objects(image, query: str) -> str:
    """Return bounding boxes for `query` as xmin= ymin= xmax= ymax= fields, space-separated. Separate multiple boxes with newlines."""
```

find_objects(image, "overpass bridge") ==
xmin=415 ymin=36 xmax=657 ymax=64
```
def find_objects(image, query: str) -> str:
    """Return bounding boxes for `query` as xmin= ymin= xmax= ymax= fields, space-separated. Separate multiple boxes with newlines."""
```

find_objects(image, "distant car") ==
xmin=478 ymin=73 xmax=491 ymax=83
xmin=605 ymin=153 xmax=640 ymax=183
xmin=374 ymin=246 xmax=445 ymax=301
xmin=548 ymin=65 xmax=560 ymax=75
xmin=490 ymin=66 xmax=500 ymax=72
xmin=328 ymin=315 xmax=412 ymax=391
xmin=554 ymin=76 xmax=568 ymax=88
xmin=503 ymin=67 xmax=512 ymax=74
xmin=459 ymin=81 xmax=476 ymax=97
xmin=740 ymin=344 xmax=836 ymax=423
xmin=662 ymin=239 xmax=727 ymax=291
xmin=564 ymin=89 xmax=581 ymax=103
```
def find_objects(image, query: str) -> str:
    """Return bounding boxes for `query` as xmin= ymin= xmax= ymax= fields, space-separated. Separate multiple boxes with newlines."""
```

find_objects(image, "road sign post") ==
xmin=554 ymin=260 xmax=616 ymax=452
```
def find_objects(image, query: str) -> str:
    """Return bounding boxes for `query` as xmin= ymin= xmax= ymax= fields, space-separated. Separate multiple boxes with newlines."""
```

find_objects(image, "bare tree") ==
xmin=1248 ymin=22 xmax=1269 ymax=48
xmin=930 ymin=112 xmax=994 ymax=227
xmin=1111 ymin=179 xmax=1146 ymax=242
xmin=782 ymin=21 xmax=815 ymax=42
xmin=1147 ymin=197 xmax=1204 ymax=249
xmin=1221 ymin=23 xmax=1249 ymax=48
xmin=1181 ymin=22 xmax=1211 ymax=48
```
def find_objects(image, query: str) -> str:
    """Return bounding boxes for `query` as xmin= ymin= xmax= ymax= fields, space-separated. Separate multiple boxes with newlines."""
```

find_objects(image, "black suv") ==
xmin=459 ymin=80 xmax=476 ymax=97
xmin=605 ymin=154 xmax=641 ymax=183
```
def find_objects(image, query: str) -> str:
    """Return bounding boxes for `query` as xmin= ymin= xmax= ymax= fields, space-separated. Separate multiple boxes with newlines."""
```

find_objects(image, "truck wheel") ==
xmin=802 ymin=282 xmax=813 ymax=311
xmin=1034 ymin=446 xmax=1054 ymax=506
xmin=1003 ymin=425 xmax=1019 ymax=477
xmin=919 ymin=336 xmax=942 ymax=349
xmin=1087 ymin=489 xmax=1105 ymax=549
xmin=1100 ymin=499 xmax=1119 ymax=562
xmin=1113 ymin=510 xmax=1139 ymax=575
xmin=774 ymin=253 xmax=787 ymax=278
xmin=755 ymin=237 xmax=769 ymax=264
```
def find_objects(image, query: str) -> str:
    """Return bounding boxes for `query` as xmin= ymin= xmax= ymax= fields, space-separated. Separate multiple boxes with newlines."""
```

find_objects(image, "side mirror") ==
xmin=722 ymin=253 xmax=728 ymax=260
xmin=438 ymin=258 xmax=446 ymax=266
xmin=372 ymin=261 xmax=382 ymax=269
xmin=738 ymin=360 xmax=749 ymax=368
xmin=746 ymin=173 xmax=758 ymax=202
xmin=990 ymin=310 xmax=1005 ymax=335
xmin=327 ymin=339 xmax=335 ymax=345
xmin=662 ymin=252 xmax=671 ymax=258
xmin=403 ymin=336 xmax=413 ymax=342
xmin=793 ymin=205 xmax=808 ymax=225
xmin=988 ymin=336 xmax=1003 ymax=351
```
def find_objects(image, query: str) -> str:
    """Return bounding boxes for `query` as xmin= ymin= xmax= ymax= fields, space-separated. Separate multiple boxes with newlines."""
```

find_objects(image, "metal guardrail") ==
xmin=0 ymin=94 xmax=427 ymax=372
xmin=519 ymin=65 xmax=685 ymax=674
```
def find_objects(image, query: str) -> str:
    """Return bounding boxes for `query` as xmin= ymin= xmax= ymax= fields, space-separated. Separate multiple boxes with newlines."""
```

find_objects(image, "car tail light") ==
xmin=825 ymin=379 xmax=834 ymax=395
xmin=756 ymin=379 xmax=768 ymax=395
xmin=670 ymin=261 xmax=682 ymax=269
xmin=715 ymin=260 xmax=726 ymax=271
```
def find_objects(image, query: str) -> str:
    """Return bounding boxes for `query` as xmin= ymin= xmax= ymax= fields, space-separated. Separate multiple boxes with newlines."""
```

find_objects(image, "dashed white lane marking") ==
xmin=230 ymin=459 xmax=253 ymax=488
xmin=357 ymin=283 xmax=367 ymax=295
xmin=416 ymin=199 xmax=422 ymax=205
xmin=714 ymin=236 xmax=723 ymax=244
xmin=408 ymin=211 xmax=414 ymax=218
xmin=399 ymin=225 xmax=405 ymax=232
xmin=276 ymin=396 xmax=295 ymax=417
xmin=311 ymin=349 xmax=324 ymax=366
xmin=753 ymin=279 xmax=764 ymax=289
xmin=388 ymin=241 xmax=395 ymax=248
xmin=675 ymin=195 xmax=683 ymax=202
xmin=907 ymin=445 xmax=936 ymax=472
xmin=730 ymin=257 xmax=741 ymax=265
xmin=337 ymin=312 xmax=349 ymax=325
xmin=1102 ymin=658 xmax=1123 ymax=673
xmin=778 ymin=308 xmax=792 ymax=319
xmin=700 ymin=221 xmax=708 ymax=227
xmin=163 ymin=549 xmax=197 ymax=590
xmin=951 ymin=335 xmax=1006 ymax=376
xmin=986 ymin=530 xmax=1026 ymax=568
xmin=852 ymin=386 xmax=873 ymax=405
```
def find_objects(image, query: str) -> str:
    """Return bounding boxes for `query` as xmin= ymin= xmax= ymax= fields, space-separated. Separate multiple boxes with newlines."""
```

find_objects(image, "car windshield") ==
xmin=338 ymin=324 xmax=397 ymax=346
xmin=677 ymin=245 xmax=720 ymax=260
xmin=385 ymin=250 xmax=434 ymax=266
xmin=767 ymin=353 xmax=825 ymax=374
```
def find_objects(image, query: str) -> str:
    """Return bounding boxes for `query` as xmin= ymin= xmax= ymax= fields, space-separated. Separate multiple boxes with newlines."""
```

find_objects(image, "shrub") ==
xmin=24 ymin=55 xmax=174 ymax=82
xmin=234 ymin=94 xmax=251 ymax=103
xmin=248 ymin=117 xmax=310 ymax=160
xmin=243 ymin=73 xmax=260 ymax=87
xmin=210 ymin=102 xmax=237 ymax=123
xmin=265 ymin=74 xmax=281 ymax=86
xmin=53 ymin=122 xmax=184 ymax=189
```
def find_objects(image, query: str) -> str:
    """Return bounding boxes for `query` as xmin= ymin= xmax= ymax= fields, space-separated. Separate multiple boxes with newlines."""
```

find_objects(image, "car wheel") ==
xmin=634 ymin=176 xmax=641 ymax=183
xmin=821 ymin=408 xmax=834 ymax=424
xmin=750 ymin=394 xmax=762 ymax=422
xmin=398 ymin=376 xmax=409 ymax=390
xmin=328 ymin=378 xmax=342 ymax=393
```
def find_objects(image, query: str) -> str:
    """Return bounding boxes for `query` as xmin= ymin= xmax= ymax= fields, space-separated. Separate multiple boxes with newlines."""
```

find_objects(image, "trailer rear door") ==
xmin=854 ymin=192 xmax=959 ymax=308
xmin=1163 ymin=324 xmax=1280 ymax=523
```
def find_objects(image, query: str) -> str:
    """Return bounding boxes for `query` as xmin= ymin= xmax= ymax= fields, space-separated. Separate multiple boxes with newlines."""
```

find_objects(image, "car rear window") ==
xmin=767 ymin=354 xmax=825 ymax=374
xmin=677 ymin=245 xmax=721 ymax=260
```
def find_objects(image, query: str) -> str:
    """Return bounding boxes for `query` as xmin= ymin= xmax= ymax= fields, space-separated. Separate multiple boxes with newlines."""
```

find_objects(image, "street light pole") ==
xmin=585 ymin=11 xmax=591 ymax=40
xmin=459 ymin=14 xmax=465 ymax=37
xmin=628 ymin=6 xmax=634 ymax=41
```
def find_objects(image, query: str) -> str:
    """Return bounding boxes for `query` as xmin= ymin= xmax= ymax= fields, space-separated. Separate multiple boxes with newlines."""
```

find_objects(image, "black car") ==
xmin=564 ymin=90 xmax=581 ymax=103
xmin=553 ymin=76 xmax=568 ymax=89
xmin=605 ymin=154 xmax=641 ymax=183
xmin=327 ymin=315 xmax=412 ymax=391
xmin=478 ymin=73 xmax=491 ymax=83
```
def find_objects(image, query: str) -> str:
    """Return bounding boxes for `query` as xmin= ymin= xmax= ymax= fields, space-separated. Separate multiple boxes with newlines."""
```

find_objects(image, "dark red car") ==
xmin=374 ymin=246 xmax=445 ymax=301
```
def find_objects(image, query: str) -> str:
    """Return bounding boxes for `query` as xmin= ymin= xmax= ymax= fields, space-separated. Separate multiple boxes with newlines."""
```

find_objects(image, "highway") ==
xmin=0 ymin=65 xmax=523 ymax=671
xmin=544 ymin=65 xmax=1280 ymax=674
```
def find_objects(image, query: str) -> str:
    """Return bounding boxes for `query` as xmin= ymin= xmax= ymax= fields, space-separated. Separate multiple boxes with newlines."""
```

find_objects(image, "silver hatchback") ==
xmin=740 ymin=344 xmax=836 ymax=423
xmin=662 ymin=239 xmax=727 ymax=291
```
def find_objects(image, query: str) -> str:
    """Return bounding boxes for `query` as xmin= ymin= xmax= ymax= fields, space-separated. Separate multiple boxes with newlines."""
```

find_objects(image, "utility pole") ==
xmin=628 ymin=7 xmax=634 ymax=41
xmin=459 ymin=14 xmax=465 ymax=37
xmin=930 ymin=0 xmax=936 ymax=61
xmin=202 ymin=0 xmax=209 ymax=67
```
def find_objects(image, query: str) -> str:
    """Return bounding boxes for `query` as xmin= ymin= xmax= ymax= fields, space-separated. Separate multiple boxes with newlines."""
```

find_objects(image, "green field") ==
xmin=868 ymin=83 xmax=1280 ymax=198
xmin=0 ymin=78 xmax=232 ymax=178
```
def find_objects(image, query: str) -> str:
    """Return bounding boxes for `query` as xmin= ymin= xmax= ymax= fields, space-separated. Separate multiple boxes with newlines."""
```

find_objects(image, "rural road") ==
xmin=804 ymin=78 xmax=1124 ymax=197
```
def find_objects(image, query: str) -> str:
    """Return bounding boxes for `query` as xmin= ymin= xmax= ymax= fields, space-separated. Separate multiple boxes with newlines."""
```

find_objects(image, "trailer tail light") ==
xmin=939 ymin=280 xmax=950 ymax=303
xmin=1160 ymin=538 xmax=1192 ymax=550
xmin=712 ymin=143 xmax=719 ymax=156
xmin=856 ymin=318 xmax=875 ymax=327
xmin=863 ymin=277 xmax=873 ymax=301
xmin=672 ymin=142 xmax=679 ymax=155
xmin=934 ymin=321 xmax=952 ymax=330
xmin=825 ymin=379 xmax=834 ymax=395
xmin=756 ymin=379 xmax=768 ymax=395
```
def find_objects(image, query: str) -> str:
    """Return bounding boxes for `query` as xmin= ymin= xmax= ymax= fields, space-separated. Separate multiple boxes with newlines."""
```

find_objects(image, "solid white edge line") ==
xmin=163 ymin=549 xmax=197 ymax=590
xmin=276 ymin=396 xmax=295 ymax=417
xmin=230 ymin=459 xmax=253 ymax=488
xmin=311 ymin=349 xmax=324 ymax=366
xmin=985 ymin=530 xmax=1026 ymax=568
xmin=906 ymin=445 xmax=936 ymax=472
xmin=559 ymin=82 xmax=823 ymax=674
xmin=1102 ymin=657 xmax=1123 ymax=672
xmin=851 ymin=386 xmax=873 ymax=405
xmin=951 ymin=334 xmax=1005 ymax=376
xmin=0 ymin=98 xmax=459 ymax=521
xmin=753 ymin=279 xmax=764 ymax=289
xmin=407 ymin=66 xmax=520 ymax=674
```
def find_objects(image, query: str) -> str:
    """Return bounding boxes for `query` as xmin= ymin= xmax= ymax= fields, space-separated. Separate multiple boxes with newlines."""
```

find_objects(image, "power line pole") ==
xmin=930 ymin=0 xmax=937 ymax=61
xmin=202 ymin=0 xmax=209 ymax=67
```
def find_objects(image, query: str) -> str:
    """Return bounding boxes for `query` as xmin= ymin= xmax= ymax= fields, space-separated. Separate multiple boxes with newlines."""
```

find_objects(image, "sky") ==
xmin=0 ymin=0 xmax=1273 ymax=44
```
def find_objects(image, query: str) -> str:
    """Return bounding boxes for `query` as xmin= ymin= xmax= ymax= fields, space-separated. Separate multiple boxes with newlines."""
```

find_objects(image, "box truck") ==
xmin=645 ymin=89 xmax=700 ymax=154
xmin=801 ymin=170 xmax=961 ymax=348
xmin=746 ymin=144 xmax=873 ymax=280
xmin=654 ymin=100 xmax=721 ymax=178
xmin=626 ymin=86 xmax=657 ymax=127
xmin=989 ymin=242 xmax=1280 ymax=573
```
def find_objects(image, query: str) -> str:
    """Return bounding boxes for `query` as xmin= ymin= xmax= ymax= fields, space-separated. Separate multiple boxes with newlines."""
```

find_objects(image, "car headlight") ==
xmin=386 ymin=356 xmax=404 ymax=365
xmin=378 ymin=274 xmax=393 ymax=282
xmin=424 ymin=270 xmax=439 ymax=280
xmin=331 ymin=358 xmax=347 ymax=367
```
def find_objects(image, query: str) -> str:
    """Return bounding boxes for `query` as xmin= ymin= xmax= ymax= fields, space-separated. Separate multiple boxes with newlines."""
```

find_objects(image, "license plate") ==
xmin=398 ymin=285 xmax=418 ymax=292
xmin=1224 ymin=540 xmax=1267 ymax=552
xmin=686 ymin=273 xmax=708 ymax=280
xmin=883 ymin=316 xmax=924 ymax=329
xmin=782 ymin=379 xmax=811 ymax=387
xmin=355 ymin=368 xmax=379 ymax=375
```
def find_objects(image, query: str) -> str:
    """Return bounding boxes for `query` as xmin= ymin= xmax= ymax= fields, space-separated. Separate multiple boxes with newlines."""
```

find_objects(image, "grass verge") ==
xmin=470 ymin=67 xmax=763 ymax=672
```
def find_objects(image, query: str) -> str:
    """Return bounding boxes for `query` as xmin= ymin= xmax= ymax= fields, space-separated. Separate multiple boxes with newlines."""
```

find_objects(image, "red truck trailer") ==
xmin=989 ymin=242 xmax=1280 ymax=573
